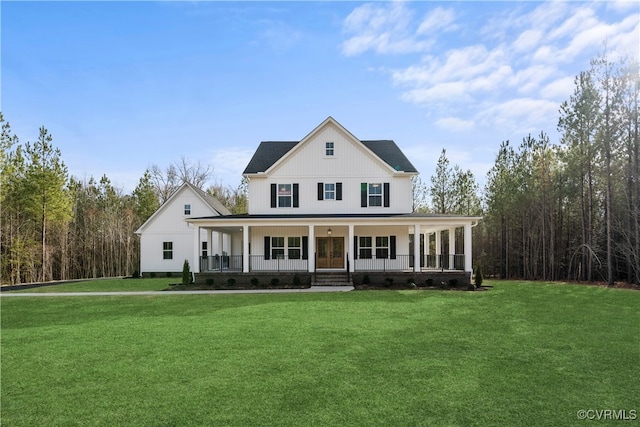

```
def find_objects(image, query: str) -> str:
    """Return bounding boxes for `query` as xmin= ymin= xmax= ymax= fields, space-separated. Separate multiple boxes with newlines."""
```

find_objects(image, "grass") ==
xmin=6 ymin=277 xmax=175 ymax=292
xmin=2 ymin=281 xmax=638 ymax=426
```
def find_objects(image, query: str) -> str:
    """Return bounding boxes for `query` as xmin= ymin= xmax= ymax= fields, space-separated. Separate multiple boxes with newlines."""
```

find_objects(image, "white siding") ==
xmin=248 ymin=123 xmax=414 ymax=214
xmin=139 ymin=185 xmax=223 ymax=273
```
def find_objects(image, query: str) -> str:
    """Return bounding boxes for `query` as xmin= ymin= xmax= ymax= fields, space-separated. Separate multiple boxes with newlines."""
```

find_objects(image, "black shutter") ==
xmin=293 ymin=183 xmax=299 ymax=208
xmin=336 ymin=183 xmax=342 ymax=200
xmin=383 ymin=182 xmax=390 ymax=207
xmin=270 ymin=184 xmax=277 ymax=208
xmin=390 ymin=235 xmax=396 ymax=259
xmin=302 ymin=236 xmax=308 ymax=260
xmin=264 ymin=236 xmax=271 ymax=260
xmin=353 ymin=236 xmax=358 ymax=259
xmin=318 ymin=182 xmax=324 ymax=200
xmin=361 ymin=183 xmax=367 ymax=207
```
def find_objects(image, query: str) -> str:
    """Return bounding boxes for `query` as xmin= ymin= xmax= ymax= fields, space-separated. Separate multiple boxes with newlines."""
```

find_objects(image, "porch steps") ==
xmin=312 ymin=272 xmax=352 ymax=286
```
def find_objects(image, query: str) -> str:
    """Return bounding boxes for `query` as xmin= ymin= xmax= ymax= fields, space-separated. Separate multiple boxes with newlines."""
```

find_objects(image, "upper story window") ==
xmin=325 ymin=183 xmax=335 ymax=200
xmin=369 ymin=183 xmax=382 ymax=206
xmin=278 ymin=184 xmax=292 ymax=207
xmin=271 ymin=183 xmax=299 ymax=208
xmin=317 ymin=182 xmax=342 ymax=201
xmin=184 ymin=204 xmax=191 ymax=215
xmin=361 ymin=182 xmax=390 ymax=208
xmin=325 ymin=142 xmax=334 ymax=156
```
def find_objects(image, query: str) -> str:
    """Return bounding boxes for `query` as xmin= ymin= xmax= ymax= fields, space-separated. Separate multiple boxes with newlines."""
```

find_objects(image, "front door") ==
xmin=316 ymin=237 xmax=344 ymax=269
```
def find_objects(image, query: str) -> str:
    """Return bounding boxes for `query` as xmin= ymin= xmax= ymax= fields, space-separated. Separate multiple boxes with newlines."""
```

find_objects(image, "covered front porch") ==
xmin=186 ymin=214 xmax=481 ymax=277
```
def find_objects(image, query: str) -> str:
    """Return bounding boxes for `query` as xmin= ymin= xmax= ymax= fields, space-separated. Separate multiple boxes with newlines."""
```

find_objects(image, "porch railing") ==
xmin=199 ymin=254 xmax=466 ymax=273
xmin=355 ymin=254 xmax=466 ymax=272
xmin=250 ymin=255 xmax=309 ymax=272
xmin=200 ymin=255 xmax=243 ymax=272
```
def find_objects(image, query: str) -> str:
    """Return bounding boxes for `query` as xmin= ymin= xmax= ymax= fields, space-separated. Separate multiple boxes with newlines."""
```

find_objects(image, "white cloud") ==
xmin=435 ymin=117 xmax=475 ymax=132
xmin=540 ymin=76 xmax=575 ymax=100
xmin=416 ymin=7 xmax=456 ymax=35
xmin=341 ymin=1 xmax=638 ymax=144
xmin=340 ymin=2 xmax=452 ymax=56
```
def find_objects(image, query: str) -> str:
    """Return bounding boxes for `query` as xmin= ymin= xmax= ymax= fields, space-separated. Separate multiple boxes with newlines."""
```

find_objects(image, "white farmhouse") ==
xmin=181 ymin=117 xmax=481 ymax=285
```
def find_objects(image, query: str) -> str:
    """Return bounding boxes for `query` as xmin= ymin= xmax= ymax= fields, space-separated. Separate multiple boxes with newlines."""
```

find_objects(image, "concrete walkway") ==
xmin=0 ymin=285 xmax=355 ymax=297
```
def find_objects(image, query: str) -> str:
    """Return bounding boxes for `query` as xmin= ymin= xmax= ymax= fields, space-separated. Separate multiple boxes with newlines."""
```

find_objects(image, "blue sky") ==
xmin=2 ymin=1 xmax=638 ymax=193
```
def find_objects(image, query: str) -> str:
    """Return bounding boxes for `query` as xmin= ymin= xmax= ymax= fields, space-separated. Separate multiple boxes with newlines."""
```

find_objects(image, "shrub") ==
xmin=475 ymin=265 xmax=484 ymax=287
xmin=270 ymin=277 xmax=280 ymax=287
xmin=293 ymin=274 xmax=301 ymax=286
xmin=166 ymin=272 xmax=173 ymax=278
xmin=468 ymin=284 xmax=477 ymax=291
xmin=150 ymin=272 xmax=157 ymax=278
xmin=408 ymin=282 xmax=417 ymax=289
xmin=363 ymin=275 xmax=371 ymax=285
xmin=131 ymin=271 xmax=140 ymax=279
xmin=227 ymin=277 xmax=236 ymax=286
xmin=425 ymin=278 xmax=434 ymax=286
xmin=206 ymin=278 xmax=214 ymax=286
xmin=250 ymin=277 xmax=260 ymax=287
xmin=182 ymin=260 xmax=191 ymax=286
xmin=440 ymin=281 xmax=447 ymax=289
xmin=448 ymin=278 xmax=459 ymax=288
xmin=384 ymin=277 xmax=394 ymax=288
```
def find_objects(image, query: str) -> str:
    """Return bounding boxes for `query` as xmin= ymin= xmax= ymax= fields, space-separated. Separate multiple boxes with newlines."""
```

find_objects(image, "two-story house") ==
xmin=183 ymin=117 xmax=480 ymax=285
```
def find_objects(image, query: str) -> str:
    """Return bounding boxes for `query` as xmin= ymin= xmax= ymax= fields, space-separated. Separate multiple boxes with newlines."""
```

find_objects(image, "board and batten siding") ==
xmin=139 ymin=186 xmax=222 ymax=273
xmin=248 ymin=125 xmax=414 ymax=214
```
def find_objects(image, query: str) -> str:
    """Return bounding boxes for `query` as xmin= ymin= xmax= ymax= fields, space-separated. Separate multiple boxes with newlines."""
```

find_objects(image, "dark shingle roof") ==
xmin=242 ymin=139 xmax=418 ymax=174
xmin=361 ymin=140 xmax=418 ymax=173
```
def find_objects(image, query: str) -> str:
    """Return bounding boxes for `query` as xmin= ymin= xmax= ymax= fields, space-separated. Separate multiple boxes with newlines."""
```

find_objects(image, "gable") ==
xmin=135 ymin=182 xmax=230 ymax=235
xmin=242 ymin=117 xmax=418 ymax=176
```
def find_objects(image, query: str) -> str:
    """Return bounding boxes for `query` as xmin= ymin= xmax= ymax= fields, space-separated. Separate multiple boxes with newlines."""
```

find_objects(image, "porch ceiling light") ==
xmin=327 ymin=228 xmax=332 ymax=236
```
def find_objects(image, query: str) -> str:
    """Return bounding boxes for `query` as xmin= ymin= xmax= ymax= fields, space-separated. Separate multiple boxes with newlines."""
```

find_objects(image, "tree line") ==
xmin=1 ymin=54 xmax=637 ymax=285
xmin=0 ymin=121 xmax=247 ymax=284
xmin=428 ymin=54 xmax=639 ymax=285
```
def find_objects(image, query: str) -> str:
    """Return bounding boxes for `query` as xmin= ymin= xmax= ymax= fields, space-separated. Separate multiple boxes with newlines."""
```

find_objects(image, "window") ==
xmin=369 ymin=183 xmax=382 ymax=206
xmin=318 ymin=182 xmax=342 ymax=201
xmin=271 ymin=237 xmax=285 ymax=259
xmin=359 ymin=237 xmax=372 ymax=259
xmin=278 ymin=185 xmax=292 ymax=207
xmin=325 ymin=142 xmax=334 ymax=156
xmin=324 ymin=183 xmax=335 ymax=200
xmin=184 ymin=204 xmax=191 ymax=215
xmin=163 ymin=242 xmax=173 ymax=260
xmin=361 ymin=182 xmax=390 ymax=207
xmin=271 ymin=183 xmax=299 ymax=208
xmin=201 ymin=242 xmax=208 ymax=258
xmin=288 ymin=237 xmax=301 ymax=259
xmin=376 ymin=236 xmax=389 ymax=259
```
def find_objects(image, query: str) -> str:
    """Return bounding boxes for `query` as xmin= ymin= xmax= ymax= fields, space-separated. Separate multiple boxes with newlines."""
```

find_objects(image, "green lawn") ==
xmin=6 ymin=277 xmax=175 ymax=292
xmin=2 ymin=281 xmax=638 ymax=426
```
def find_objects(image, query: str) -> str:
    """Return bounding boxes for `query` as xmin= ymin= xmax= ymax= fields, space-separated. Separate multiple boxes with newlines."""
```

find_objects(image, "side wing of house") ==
xmin=244 ymin=117 xmax=418 ymax=215
xmin=136 ymin=183 xmax=227 ymax=275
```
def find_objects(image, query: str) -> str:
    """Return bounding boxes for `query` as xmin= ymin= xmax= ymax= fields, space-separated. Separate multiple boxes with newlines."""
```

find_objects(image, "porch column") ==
xmin=464 ymin=223 xmax=472 ymax=275
xmin=449 ymin=228 xmax=456 ymax=269
xmin=308 ymin=225 xmax=315 ymax=272
xmin=242 ymin=225 xmax=249 ymax=273
xmin=413 ymin=224 xmax=421 ymax=273
xmin=217 ymin=230 xmax=224 ymax=256
xmin=193 ymin=226 xmax=200 ymax=273
xmin=207 ymin=229 xmax=213 ymax=271
xmin=348 ymin=224 xmax=355 ymax=273
xmin=435 ymin=230 xmax=442 ymax=269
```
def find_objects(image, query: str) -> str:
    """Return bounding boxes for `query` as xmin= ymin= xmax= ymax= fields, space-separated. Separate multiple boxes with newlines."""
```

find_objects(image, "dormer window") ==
xmin=325 ymin=142 xmax=334 ymax=156
xmin=184 ymin=204 xmax=191 ymax=215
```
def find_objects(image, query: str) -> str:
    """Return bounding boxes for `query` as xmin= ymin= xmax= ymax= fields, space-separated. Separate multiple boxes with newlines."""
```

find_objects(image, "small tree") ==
xmin=475 ymin=265 xmax=484 ymax=287
xmin=182 ymin=259 xmax=191 ymax=285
